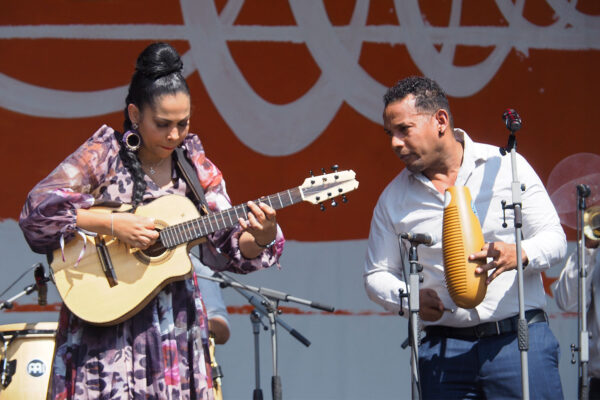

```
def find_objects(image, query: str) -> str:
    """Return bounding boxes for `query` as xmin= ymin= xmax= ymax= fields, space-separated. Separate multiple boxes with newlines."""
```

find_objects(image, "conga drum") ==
xmin=0 ymin=322 xmax=57 ymax=399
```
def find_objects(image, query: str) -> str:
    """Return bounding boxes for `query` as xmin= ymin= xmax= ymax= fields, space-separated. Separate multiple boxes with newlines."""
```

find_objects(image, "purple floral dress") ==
xmin=19 ymin=125 xmax=284 ymax=400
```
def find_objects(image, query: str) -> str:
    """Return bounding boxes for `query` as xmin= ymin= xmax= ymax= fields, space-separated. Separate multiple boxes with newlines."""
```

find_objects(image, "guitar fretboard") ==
xmin=159 ymin=187 xmax=302 ymax=248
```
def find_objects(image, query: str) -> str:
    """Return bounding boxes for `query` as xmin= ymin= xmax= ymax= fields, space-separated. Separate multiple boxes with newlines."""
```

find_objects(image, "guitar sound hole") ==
xmin=142 ymin=240 xmax=167 ymax=258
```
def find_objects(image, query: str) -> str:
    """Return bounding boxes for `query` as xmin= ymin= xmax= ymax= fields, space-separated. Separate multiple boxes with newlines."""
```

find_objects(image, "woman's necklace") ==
xmin=148 ymin=163 xmax=159 ymax=175
xmin=144 ymin=157 xmax=168 ymax=175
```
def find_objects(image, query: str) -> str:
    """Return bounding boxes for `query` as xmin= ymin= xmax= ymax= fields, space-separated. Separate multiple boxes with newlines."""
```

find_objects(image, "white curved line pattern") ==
xmin=181 ymin=0 xmax=343 ymax=156
xmin=0 ymin=0 xmax=598 ymax=155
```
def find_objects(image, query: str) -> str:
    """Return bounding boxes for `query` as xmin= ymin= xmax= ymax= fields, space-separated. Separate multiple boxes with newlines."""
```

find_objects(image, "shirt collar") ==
xmin=459 ymin=128 xmax=488 ymax=163
xmin=455 ymin=128 xmax=490 ymax=186
xmin=406 ymin=128 xmax=487 ymax=183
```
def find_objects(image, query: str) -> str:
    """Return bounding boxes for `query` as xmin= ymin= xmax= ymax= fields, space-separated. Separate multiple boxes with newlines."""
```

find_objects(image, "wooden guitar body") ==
xmin=51 ymin=195 xmax=203 ymax=326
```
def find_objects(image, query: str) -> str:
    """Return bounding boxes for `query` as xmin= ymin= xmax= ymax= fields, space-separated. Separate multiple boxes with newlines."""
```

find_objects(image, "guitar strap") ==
xmin=173 ymin=147 xmax=209 ymax=216
xmin=174 ymin=147 xmax=224 ymax=267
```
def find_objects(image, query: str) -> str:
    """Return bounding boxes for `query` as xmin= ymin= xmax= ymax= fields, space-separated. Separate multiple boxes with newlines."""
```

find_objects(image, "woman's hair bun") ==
xmin=123 ymin=41 xmax=190 ymax=133
xmin=135 ymin=42 xmax=183 ymax=79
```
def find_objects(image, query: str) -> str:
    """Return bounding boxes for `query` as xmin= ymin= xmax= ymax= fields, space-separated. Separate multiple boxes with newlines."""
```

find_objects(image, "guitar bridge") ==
xmin=95 ymin=237 xmax=118 ymax=287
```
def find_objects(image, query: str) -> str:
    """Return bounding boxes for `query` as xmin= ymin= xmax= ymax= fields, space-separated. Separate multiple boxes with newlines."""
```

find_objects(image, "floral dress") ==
xmin=19 ymin=125 xmax=284 ymax=400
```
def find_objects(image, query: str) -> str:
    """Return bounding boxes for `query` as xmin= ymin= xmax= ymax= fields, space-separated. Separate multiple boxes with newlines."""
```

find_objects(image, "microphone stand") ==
xmin=0 ymin=262 xmax=47 ymax=311
xmin=575 ymin=184 xmax=591 ymax=400
xmin=397 ymin=236 xmax=424 ymax=400
xmin=0 ymin=276 xmax=49 ymax=311
xmin=499 ymin=116 xmax=529 ymax=400
xmin=198 ymin=272 xmax=333 ymax=400
xmin=0 ymin=285 xmax=35 ymax=311
xmin=250 ymin=309 xmax=267 ymax=400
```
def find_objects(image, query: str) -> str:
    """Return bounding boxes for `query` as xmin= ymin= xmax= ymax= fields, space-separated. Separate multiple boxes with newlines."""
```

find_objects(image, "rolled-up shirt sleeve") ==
xmin=364 ymin=193 xmax=407 ymax=314
xmin=518 ymin=154 xmax=567 ymax=271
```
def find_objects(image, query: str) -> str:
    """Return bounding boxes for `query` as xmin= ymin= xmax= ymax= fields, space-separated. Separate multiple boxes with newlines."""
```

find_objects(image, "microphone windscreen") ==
xmin=442 ymin=186 xmax=486 ymax=309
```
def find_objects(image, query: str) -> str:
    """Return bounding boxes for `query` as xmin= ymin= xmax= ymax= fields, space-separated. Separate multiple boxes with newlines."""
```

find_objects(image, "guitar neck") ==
xmin=160 ymin=187 xmax=302 ymax=248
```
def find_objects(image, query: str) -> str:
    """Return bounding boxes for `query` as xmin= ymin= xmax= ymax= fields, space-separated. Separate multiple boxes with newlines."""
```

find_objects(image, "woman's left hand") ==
xmin=239 ymin=201 xmax=277 ymax=246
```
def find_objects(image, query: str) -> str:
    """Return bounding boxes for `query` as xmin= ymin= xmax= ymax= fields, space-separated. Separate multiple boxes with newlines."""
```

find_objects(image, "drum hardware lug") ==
xmin=0 ymin=358 xmax=16 ymax=388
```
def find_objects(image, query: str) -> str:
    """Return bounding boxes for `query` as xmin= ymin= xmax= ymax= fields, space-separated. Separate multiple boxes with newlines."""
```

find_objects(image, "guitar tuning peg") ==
xmin=320 ymin=203 xmax=326 ymax=211
xmin=342 ymin=194 xmax=348 ymax=203
xmin=309 ymin=170 xmax=314 ymax=177
xmin=331 ymin=164 xmax=339 ymax=172
xmin=321 ymin=168 xmax=327 ymax=175
xmin=331 ymin=199 xmax=338 ymax=207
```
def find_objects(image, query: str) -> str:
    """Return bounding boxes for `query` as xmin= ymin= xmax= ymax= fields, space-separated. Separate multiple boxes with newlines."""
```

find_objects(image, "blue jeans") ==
xmin=419 ymin=322 xmax=563 ymax=399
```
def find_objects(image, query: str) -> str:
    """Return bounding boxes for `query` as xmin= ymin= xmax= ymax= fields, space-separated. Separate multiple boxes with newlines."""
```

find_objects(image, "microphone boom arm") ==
xmin=0 ymin=263 xmax=49 ymax=311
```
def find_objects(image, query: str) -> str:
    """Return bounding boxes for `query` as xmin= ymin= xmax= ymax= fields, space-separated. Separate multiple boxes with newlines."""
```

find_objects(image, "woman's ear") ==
xmin=127 ymin=103 xmax=140 ymax=126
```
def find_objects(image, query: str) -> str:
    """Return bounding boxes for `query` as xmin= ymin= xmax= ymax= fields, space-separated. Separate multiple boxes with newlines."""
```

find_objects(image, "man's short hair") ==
xmin=384 ymin=76 xmax=453 ymax=127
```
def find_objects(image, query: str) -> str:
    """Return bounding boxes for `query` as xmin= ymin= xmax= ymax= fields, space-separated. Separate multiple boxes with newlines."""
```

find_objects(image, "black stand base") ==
xmin=272 ymin=376 xmax=282 ymax=400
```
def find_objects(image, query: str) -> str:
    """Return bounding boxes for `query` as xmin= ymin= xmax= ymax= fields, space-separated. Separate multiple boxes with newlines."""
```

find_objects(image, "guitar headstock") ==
xmin=300 ymin=167 xmax=359 ymax=208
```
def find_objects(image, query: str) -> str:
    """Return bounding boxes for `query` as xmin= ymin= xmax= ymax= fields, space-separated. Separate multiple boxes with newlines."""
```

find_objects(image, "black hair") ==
xmin=117 ymin=42 xmax=190 ymax=207
xmin=122 ymin=42 xmax=190 ymax=132
xmin=383 ymin=76 xmax=454 ymax=128
xmin=116 ymin=134 xmax=147 ymax=207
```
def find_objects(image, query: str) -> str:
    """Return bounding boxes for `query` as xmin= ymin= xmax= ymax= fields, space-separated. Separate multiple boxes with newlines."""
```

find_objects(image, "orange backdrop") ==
xmin=1 ymin=0 xmax=599 ymax=241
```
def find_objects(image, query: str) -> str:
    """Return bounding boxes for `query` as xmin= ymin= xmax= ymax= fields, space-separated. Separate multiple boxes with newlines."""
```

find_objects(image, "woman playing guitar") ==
xmin=19 ymin=42 xmax=284 ymax=399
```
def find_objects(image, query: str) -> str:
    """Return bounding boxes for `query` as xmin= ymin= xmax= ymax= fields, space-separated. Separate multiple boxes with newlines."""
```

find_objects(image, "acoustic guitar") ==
xmin=50 ymin=170 xmax=359 ymax=326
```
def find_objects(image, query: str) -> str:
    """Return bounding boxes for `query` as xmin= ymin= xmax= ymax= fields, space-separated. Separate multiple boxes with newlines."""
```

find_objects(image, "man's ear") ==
xmin=435 ymin=108 xmax=450 ymax=134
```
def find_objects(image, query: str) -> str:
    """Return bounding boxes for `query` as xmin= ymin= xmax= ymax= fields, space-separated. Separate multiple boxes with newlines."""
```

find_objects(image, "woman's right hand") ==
xmin=111 ymin=213 xmax=159 ymax=249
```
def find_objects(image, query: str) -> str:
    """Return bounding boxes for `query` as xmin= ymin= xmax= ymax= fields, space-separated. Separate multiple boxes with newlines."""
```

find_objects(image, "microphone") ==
xmin=400 ymin=232 xmax=434 ymax=246
xmin=34 ymin=263 xmax=47 ymax=306
xmin=502 ymin=108 xmax=522 ymax=132
xmin=577 ymin=184 xmax=591 ymax=198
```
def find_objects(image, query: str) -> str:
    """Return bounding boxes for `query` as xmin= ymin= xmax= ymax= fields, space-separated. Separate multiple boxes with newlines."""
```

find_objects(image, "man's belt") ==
xmin=424 ymin=309 xmax=547 ymax=339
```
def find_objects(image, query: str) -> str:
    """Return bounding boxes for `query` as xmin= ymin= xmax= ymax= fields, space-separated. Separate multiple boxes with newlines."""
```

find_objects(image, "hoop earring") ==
xmin=123 ymin=125 xmax=141 ymax=152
